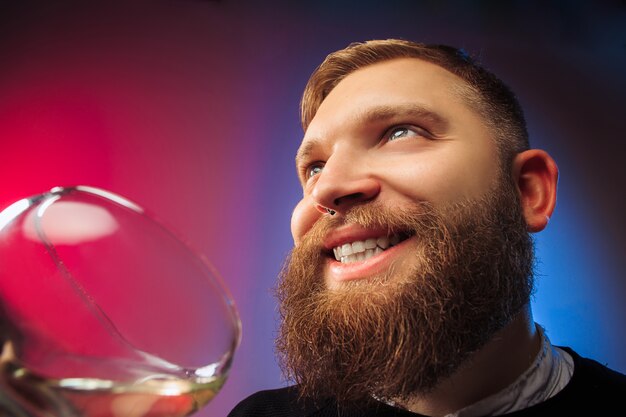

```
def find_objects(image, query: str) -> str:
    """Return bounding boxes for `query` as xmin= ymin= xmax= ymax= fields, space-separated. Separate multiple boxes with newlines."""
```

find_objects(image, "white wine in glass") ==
xmin=0 ymin=186 xmax=241 ymax=417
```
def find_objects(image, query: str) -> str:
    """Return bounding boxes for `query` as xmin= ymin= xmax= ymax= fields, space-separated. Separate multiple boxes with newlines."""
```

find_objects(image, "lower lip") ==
xmin=325 ymin=236 xmax=415 ymax=284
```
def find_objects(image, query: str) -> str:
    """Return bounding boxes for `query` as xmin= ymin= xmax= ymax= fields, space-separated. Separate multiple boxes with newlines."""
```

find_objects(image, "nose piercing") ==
xmin=326 ymin=208 xmax=336 ymax=216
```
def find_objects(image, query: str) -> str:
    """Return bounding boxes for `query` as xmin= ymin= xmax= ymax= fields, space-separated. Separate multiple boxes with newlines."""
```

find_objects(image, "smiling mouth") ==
xmin=330 ymin=233 xmax=411 ymax=264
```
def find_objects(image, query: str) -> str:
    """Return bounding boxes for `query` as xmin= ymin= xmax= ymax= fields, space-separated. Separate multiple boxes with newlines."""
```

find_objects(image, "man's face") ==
xmin=292 ymin=58 xmax=501 ymax=290
xmin=278 ymin=57 xmax=533 ymax=404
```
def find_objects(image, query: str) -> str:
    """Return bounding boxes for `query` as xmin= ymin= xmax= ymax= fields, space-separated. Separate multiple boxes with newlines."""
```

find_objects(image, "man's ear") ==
xmin=512 ymin=149 xmax=559 ymax=233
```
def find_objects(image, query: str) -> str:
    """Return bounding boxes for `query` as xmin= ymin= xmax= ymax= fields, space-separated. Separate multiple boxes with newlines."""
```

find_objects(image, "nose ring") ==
xmin=326 ymin=208 xmax=336 ymax=216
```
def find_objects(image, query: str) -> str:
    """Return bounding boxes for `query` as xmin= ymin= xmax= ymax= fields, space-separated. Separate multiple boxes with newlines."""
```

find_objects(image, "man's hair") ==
xmin=301 ymin=39 xmax=530 ymax=165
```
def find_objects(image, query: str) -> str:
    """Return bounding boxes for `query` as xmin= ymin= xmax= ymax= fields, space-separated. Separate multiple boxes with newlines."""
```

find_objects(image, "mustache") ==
xmin=299 ymin=200 xmax=440 ymax=249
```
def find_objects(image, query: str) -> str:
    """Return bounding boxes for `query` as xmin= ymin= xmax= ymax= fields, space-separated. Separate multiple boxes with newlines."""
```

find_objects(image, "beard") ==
xmin=275 ymin=176 xmax=535 ymax=407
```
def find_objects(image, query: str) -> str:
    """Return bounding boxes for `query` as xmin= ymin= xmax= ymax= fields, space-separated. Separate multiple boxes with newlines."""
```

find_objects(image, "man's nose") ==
xmin=311 ymin=152 xmax=381 ymax=215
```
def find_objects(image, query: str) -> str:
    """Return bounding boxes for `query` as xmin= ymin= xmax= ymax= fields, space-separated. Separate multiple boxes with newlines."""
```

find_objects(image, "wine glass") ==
xmin=0 ymin=185 xmax=241 ymax=417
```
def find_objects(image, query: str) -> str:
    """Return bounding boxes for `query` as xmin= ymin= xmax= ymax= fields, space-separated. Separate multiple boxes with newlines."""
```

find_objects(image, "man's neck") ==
xmin=397 ymin=306 xmax=541 ymax=417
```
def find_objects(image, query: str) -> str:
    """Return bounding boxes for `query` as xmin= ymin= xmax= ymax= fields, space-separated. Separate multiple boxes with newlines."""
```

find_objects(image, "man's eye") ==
xmin=386 ymin=125 xmax=423 ymax=142
xmin=307 ymin=164 xmax=324 ymax=178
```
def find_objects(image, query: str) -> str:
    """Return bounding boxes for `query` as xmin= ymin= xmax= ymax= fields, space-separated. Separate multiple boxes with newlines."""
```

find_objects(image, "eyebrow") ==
xmin=358 ymin=103 xmax=448 ymax=128
xmin=295 ymin=103 xmax=448 ymax=169
xmin=295 ymin=140 xmax=319 ymax=170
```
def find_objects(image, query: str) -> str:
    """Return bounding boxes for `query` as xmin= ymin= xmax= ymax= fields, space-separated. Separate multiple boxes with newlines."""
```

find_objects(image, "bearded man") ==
xmin=229 ymin=39 xmax=626 ymax=416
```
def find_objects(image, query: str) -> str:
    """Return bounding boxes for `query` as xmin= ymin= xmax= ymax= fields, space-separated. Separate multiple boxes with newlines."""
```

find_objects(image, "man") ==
xmin=229 ymin=39 xmax=626 ymax=416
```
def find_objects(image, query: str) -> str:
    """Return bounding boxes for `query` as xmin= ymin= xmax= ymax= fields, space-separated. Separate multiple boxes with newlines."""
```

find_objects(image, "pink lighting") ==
xmin=0 ymin=2 xmax=624 ymax=416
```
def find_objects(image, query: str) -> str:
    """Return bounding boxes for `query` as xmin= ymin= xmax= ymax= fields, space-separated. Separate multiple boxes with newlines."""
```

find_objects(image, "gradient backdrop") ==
xmin=1 ymin=1 xmax=625 ymax=416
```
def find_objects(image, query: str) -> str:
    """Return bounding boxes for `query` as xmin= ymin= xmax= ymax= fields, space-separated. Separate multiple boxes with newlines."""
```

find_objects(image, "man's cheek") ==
xmin=290 ymin=198 xmax=318 ymax=245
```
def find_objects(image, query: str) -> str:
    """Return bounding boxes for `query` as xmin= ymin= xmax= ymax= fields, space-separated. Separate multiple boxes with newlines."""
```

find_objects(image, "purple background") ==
xmin=1 ymin=1 xmax=625 ymax=416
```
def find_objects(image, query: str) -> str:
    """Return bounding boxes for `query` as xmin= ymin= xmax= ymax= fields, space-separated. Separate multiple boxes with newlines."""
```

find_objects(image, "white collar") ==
xmin=446 ymin=324 xmax=574 ymax=417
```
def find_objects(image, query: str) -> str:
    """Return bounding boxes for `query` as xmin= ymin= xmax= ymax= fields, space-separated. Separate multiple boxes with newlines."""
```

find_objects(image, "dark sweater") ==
xmin=228 ymin=348 xmax=626 ymax=416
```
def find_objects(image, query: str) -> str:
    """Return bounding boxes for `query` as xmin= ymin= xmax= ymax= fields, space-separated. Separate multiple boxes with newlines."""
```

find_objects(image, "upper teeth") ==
xmin=333 ymin=235 xmax=401 ymax=263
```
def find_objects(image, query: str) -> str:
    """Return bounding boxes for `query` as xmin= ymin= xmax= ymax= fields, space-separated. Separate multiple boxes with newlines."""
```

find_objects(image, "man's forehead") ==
xmin=301 ymin=57 xmax=483 ymax=144
xmin=298 ymin=103 xmax=449 ymax=155
xmin=327 ymin=57 xmax=471 ymax=97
